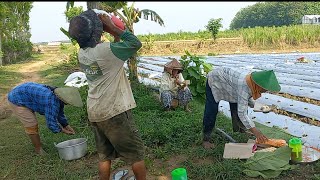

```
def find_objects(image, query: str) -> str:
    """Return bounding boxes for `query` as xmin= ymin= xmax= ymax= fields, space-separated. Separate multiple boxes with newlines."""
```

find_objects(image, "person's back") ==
xmin=78 ymin=41 xmax=137 ymax=121
xmin=68 ymin=9 xmax=146 ymax=180
xmin=8 ymin=82 xmax=58 ymax=115
xmin=207 ymin=67 xmax=249 ymax=103
xmin=7 ymin=82 xmax=81 ymax=154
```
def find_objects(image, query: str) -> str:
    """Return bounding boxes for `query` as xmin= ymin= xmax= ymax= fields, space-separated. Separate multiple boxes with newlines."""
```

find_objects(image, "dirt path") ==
xmin=0 ymin=52 xmax=60 ymax=119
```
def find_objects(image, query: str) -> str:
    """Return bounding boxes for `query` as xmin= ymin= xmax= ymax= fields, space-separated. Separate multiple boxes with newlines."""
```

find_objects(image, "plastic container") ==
xmin=289 ymin=138 xmax=302 ymax=162
xmin=171 ymin=168 xmax=188 ymax=180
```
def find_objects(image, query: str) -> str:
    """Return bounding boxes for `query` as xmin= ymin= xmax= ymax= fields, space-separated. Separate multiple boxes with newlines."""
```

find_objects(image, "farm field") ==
xmin=135 ymin=52 xmax=320 ymax=149
xmin=0 ymin=45 xmax=319 ymax=179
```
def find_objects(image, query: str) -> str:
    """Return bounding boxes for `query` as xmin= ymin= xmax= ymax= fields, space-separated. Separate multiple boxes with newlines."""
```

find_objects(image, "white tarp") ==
xmin=64 ymin=72 xmax=88 ymax=88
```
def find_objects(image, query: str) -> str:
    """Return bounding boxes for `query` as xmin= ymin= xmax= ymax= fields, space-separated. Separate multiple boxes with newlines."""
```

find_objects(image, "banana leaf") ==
xmin=243 ymin=146 xmax=294 ymax=179
xmin=255 ymin=122 xmax=295 ymax=141
xmin=243 ymin=164 xmax=293 ymax=179
xmin=244 ymin=146 xmax=291 ymax=171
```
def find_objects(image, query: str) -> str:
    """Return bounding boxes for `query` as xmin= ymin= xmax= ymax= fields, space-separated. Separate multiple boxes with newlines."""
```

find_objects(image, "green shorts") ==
xmin=90 ymin=110 xmax=145 ymax=164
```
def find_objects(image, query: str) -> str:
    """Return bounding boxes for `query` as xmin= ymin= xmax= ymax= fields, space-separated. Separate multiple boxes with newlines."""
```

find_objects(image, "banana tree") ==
xmin=64 ymin=1 xmax=164 ymax=81
xmin=100 ymin=2 xmax=165 ymax=82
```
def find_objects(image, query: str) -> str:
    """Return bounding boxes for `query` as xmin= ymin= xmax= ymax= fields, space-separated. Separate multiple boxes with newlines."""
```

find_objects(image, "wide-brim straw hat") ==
xmin=251 ymin=70 xmax=281 ymax=92
xmin=164 ymin=59 xmax=183 ymax=75
xmin=54 ymin=87 xmax=83 ymax=108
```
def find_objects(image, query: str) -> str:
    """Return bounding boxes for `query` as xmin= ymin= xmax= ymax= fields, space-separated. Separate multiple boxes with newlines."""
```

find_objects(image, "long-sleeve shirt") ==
xmin=78 ymin=30 xmax=142 ymax=122
xmin=7 ymin=82 xmax=68 ymax=133
xmin=159 ymin=72 xmax=185 ymax=94
xmin=207 ymin=67 xmax=255 ymax=129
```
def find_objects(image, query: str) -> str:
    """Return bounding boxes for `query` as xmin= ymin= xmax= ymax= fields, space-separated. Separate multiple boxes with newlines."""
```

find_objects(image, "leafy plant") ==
xmin=64 ymin=6 xmax=83 ymax=22
xmin=144 ymin=33 xmax=155 ymax=50
xmin=179 ymin=50 xmax=213 ymax=99
xmin=0 ymin=2 xmax=33 ymax=65
xmin=206 ymin=18 xmax=223 ymax=40
xmin=208 ymin=52 xmax=218 ymax=56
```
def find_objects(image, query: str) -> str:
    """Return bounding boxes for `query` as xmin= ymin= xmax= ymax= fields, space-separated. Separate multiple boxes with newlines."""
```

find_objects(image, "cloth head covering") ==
xmin=251 ymin=70 xmax=281 ymax=92
xmin=54 ymin=87 xmax=83 ymax=108
xmin=68 ymin=9 xmax=103 ymax=48
xmin=246 ymin=74 xmax=263 ymax=100
xmin=164 ymin=59 xmax=183 ymax=75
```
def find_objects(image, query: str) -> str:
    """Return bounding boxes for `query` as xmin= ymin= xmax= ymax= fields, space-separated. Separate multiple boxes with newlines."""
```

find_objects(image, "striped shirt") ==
xmin=207 ymin=67 xmax=255 ymax=129
xmin=7 ymin=82 xmax=68 ymax=133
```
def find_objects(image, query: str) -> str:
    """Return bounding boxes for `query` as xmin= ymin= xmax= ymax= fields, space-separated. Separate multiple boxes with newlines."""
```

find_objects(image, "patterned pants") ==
xmin=160 ymin=87 xmax=193 ymax=108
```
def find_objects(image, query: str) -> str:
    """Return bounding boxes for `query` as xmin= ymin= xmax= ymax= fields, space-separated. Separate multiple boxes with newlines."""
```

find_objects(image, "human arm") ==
xmin=98 ymin=14 xmax=142 ymax=61
xmin=237 ymin=96 xmax=268 ymax=143
xmin=45 ymin=99 xmax=63 ymax=133
xmin=248 ymin=97 xmax=255 ymax=108
xmin=57 ymin=104 xmax=75 ymax=135
xmin=45 ymin=99 xmax=75 ymax=134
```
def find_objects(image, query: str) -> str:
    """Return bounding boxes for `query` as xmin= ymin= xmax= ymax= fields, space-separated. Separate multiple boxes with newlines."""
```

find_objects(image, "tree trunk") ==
xmin=127 ymin=27 xmax=139 ymax=82
xmin=87 ymin=2 xmax=100 ymax=10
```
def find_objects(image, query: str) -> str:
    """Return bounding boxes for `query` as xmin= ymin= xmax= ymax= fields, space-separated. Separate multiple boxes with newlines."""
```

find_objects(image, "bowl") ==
xmin=54 ymin=138 xmax=87 ymax=161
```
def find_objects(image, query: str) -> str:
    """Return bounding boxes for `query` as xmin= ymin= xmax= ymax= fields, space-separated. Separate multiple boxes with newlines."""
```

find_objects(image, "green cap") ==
xmin=251 ymin=70 xmax=281 ymax=92
xmin=54 ymin=87 xmax=83 ymax=108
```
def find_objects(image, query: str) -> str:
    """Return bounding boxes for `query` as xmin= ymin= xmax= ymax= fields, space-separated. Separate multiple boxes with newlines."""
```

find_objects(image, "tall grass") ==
xmin=137 ymin=30 xmax=240 ymax=41
xmin=137 ymin=25 xmax=320 ymax=48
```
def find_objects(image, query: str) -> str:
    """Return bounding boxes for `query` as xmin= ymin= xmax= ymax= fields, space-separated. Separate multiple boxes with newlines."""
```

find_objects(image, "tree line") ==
xmin=230 ymin=2 xmax=320 ymax=30
xmin=0 ymin=2 xmax=33 ymax=65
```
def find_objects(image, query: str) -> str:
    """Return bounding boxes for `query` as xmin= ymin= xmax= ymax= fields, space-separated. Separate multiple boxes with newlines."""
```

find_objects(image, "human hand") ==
xmin=261 ymin=105 xmax=271 ymax=113
xmin=250 ymin=127 xmax=268 ymax=143
xmin=98 ymin=14 xmax=124 ymax=37
xmin=98 ymin=14 xmax=115 ymax=31
xmin=61 ymin=125 xmax=75 ymax=135
xmin=174 ymin=78 xmax=180 ymax=86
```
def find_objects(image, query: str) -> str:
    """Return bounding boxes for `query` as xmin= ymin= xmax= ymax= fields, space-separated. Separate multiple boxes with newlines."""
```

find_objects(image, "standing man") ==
xmin=7 ymin=82 xmax=83 ymax=154
xmin=202 ymin=67 xmax=281 ymax=149
xmin=68 ymin=10 xmax=146 ymax=180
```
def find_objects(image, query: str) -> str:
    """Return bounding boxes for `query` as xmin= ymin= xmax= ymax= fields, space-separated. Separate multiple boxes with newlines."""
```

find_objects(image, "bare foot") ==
xmin=202 ymin=141 xmax=215 ymax=149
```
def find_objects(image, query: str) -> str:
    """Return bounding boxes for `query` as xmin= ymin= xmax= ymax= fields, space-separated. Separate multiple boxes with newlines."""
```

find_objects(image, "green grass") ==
xmin=1 ymin=57 xmax=319 ymax=179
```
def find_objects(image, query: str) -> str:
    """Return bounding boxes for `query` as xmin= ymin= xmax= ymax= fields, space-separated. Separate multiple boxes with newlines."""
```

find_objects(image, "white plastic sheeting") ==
xmin=64 ymin=72 xmax=88 ymax=88
xmin=258 ymin=93 xmax=320 ymax=120
xmin=137 ymin=53 xmax=320 ymax=148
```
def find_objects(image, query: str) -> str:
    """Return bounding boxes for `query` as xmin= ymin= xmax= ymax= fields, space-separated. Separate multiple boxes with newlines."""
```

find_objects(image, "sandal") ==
xmin=112 ymin=169 xmax=129 ymax=180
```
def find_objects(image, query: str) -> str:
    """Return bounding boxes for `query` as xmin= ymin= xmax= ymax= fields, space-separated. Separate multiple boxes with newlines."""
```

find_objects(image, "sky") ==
xmin=29 ymin=1 xmax=257 ymax=43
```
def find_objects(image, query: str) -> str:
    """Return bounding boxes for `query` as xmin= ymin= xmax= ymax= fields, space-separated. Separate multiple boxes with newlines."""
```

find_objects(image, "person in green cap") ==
xmin=7 ymin=82 xmax=83 ymax=154
xmin=202 ymin=67 xmax=281 ymax=149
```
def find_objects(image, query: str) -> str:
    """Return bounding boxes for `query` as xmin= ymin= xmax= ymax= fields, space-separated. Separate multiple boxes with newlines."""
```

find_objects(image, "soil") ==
xmin=275 ymin=92 xmax=320 ymax=106
xmin=273 ymin=108 xmax=320 ymax=127
xmin=139 ymin=38 xmax=320 ymax=56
